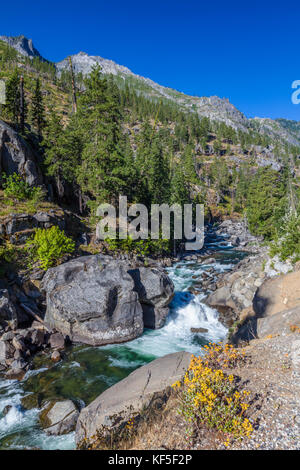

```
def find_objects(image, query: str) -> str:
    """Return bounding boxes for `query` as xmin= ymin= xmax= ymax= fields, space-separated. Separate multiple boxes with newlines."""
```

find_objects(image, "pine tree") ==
xmin=5 ymin=68 xmax=20 ymax=124
xmin=182 ymin=145 xmax=198 ymax=183
xmin=147 ymin=135 xmax=170 ymax=204
xmin=170 ymin=160 xmax=190 ymax=206
xmin=31 ymin=78 xmax=46 ymax=136
xmin=246 ymin=168 xmax=287 ymax=239
xmin=42 ymin=109 xmax=65 ymax=197
xmin=76 ymin=65 xmax=132 ymax=206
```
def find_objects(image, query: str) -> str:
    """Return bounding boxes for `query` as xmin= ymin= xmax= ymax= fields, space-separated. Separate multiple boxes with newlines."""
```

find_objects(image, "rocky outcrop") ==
xmin=232 ymin=271 xmax=300 ymax=344
xmin=215 ymin=219 xmax=261 ymax=250
xmin=256 ymin=306 xmax=300 ymax=338
xmin=0 ymin=35 xmax=45 ymax=60
xmin=75 ymin=351 xmax=191 ymax=448
xmin=0 ymin=119 xmax=43 ymax=186
xmin=0 ymin=315 xmax=70 ymax=377
xmin=39 ymin=400 xmax=79 ymax=435
xmin=205 ymin=254 xmax=265 ymax=326
xmin=42 ymin=255 xmax=174 ymax=346
xmin=128 ymin=266 xmax=174 ymax=328
xmin=0 ymin=289 xmax=18 ymax=328
xmin=0 ymin=210 xmax=66 ymax=244
xmin=253 ymin=271 xmax=300 ymax=317
xmin=206 ymin=286 xmax=238 ymax=327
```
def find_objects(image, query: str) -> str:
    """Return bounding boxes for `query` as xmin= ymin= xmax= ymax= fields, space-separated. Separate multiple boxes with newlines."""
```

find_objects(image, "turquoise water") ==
xmin=0 ymin=237 xmax=246 ymax=449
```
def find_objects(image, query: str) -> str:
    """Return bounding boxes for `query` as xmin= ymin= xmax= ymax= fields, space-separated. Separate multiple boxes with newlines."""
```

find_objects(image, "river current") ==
xmin=0 ymin=230 xmax=247 ymax=449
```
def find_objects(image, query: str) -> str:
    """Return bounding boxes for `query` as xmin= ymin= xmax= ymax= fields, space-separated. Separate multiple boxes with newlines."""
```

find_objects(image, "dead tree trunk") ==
xmin=68 ymin=56 xmax=77 ymax=114
xmin=20 ymin=75 xmax=25 ymax=134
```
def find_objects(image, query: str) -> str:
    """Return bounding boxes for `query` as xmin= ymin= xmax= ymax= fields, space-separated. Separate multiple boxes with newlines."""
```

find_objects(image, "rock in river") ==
xmin=41 ymin=255 xmax=174 ymax=346
xmin=39 ymin=400 xmax=79 ymax=435
xmin=128 ymin=266 xmax=174 ymax=329
xmin=75 ymin=351 xmax=191 ymax=448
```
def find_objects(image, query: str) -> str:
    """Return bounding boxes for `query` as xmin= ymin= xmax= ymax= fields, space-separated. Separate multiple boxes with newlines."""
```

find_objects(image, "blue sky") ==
xmin=1 ymin=0 xmax=299 ymax=121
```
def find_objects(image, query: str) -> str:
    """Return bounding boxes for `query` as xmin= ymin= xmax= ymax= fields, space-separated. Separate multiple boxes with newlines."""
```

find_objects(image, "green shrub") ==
xmin=0 ymin=241 xmax=16 ymax=264
xmin=105 ymin=236 xmax=170 ymax=257
xmin=2 ymin=173 xmax=44 ymax=203
xmin=0 ymin=240 xmax=19 ymax=275
xmin=26 ymin=226 xmax=75 ymax=270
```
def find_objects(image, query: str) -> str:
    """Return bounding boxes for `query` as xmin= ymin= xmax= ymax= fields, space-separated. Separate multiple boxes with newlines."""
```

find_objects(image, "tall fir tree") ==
xmin=147 ymin=135 xmax=170 ymax=204
xmin=5 ymin=68 xmax=20 ymax=125
xmin=76 ymin=65 xmax=133 ymax=206
xmin=31 ymin=78 xmax=46 ymax=136
xmin=42 ymin=109 xmax=65 ymax=197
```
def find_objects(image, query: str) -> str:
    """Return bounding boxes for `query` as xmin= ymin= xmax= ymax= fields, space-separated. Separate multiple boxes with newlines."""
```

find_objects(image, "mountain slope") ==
xmin=1 ymin=35 xmax=300 ymax=148
xmin=252 ymin=117 xmax=300 ymax=147
xmin=56 ymin=51 xmax=249 ymax=131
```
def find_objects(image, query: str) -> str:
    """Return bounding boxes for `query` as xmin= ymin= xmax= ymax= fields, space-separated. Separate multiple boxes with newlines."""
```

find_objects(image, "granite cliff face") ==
xmin=0 ymin=119 xmax=43 ymax=186
xmin=0 ymin=35 xmax=45 ymax=61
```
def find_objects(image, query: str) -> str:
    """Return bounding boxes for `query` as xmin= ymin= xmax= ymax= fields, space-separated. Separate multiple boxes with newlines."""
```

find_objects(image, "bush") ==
xmin=2 ymin=173 xmax=44 ymax=203
xmin=173 ymin=343 xmax=253 ymax=445
xmin=0 ymin=240 xmax=16 ymax=264
xmin=105 ymin=236 xmax=171 ymax=257
xmin=0 ymin=240 xmax=19 ymax=275
xmin=26 ymin=226 xmax=75 ymax=270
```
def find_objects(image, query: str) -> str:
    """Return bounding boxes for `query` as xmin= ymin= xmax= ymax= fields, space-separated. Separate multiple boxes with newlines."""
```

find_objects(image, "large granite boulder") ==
xmin=42 ymin=255 xmax=174 ymax=345
xmin=128 ymin=266 xmax=174 ymax=328
xmin=0 ymin=119 xmax=42 ymax=186
xmin=206 ymin=286 xmax=236 ymax=310
xmin=75 ymin=351 xmax=191 ymax=448
xmin=232 ymin=271 xmax=300 ymax=344
xmin=42 ymin=255 xmax=144 ymax=346
xmin=256 ymin=306 xmax=300 ymax=338
xmin=253 ymin=271 xmax=300 ymax=317
xmin=206 ymin=286 xmax=238 ymax=327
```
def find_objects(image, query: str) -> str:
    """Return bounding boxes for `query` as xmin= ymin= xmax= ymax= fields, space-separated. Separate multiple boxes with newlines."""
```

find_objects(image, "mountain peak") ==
xmin=0 ymin=34 xmax=45 ymax=61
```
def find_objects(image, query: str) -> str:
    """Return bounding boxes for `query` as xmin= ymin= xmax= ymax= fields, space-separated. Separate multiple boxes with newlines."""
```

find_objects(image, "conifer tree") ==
xmin=76 ymin=65 xmax=133 ymax=206
xmin=42 ymin=109 xmax=65 ymax=197
xmin=147 ymin=135 xmax=170 ymax=204
xmin=5 ymin=68 xmax=20 ymax=124
xmin=170 ymin=161 xmax=190 ymax=206
xmin=31 ymin=78 xmax=46 ymax=136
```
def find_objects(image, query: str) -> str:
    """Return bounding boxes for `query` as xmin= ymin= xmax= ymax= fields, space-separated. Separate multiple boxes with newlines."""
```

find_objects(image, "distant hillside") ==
xmin=1 ymin=34 xmax=300 ymax=150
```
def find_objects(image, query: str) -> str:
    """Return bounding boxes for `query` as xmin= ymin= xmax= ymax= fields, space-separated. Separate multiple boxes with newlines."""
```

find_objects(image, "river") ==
xmin=0 ymin=228 xmax=247 ymax=449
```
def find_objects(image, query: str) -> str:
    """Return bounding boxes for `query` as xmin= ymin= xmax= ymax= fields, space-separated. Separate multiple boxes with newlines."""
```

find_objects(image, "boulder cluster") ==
xmin=41 ymin=254 xmax=174 ymax=346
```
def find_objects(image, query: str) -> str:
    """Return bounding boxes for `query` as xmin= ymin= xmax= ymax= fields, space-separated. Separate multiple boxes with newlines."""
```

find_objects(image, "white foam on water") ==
xmin=23 ymin=367 xmax=49 ymax=380
xmin=0 ymin=246 xmax=236 ymax=450
xmin=0 ymin=380 xmax=39 ymax=441
xmin=0 ymin=377 xmax=76 ymax=450
xmin=123 ymin=291 xmax=227 ymax=358
xmin=108 ymin=356 xmax=147 ymax=368
xmin=64 ymin=361 xmax=81 ymax=369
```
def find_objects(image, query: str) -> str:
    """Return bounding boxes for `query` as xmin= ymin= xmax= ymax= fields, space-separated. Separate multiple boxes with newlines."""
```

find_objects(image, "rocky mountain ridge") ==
xmin=2 ymin=34 xmax=300 ymax=146
xmin=0 ymin=34 xmax=45 ymax=61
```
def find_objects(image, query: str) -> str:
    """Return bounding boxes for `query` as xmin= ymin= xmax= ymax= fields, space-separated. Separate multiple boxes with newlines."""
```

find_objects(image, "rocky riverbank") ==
xmin=1 ymin=216 xmax=299 ymax=449
xmin=199 ymin=219 xmax=296 ymax=337
xmin=80 ymin=332 xmax=299 ymax=450
xmin=0 ymin=253 xmax=175 ymax=379
xmin=75 ymin=266 xmax=300 ymax=450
